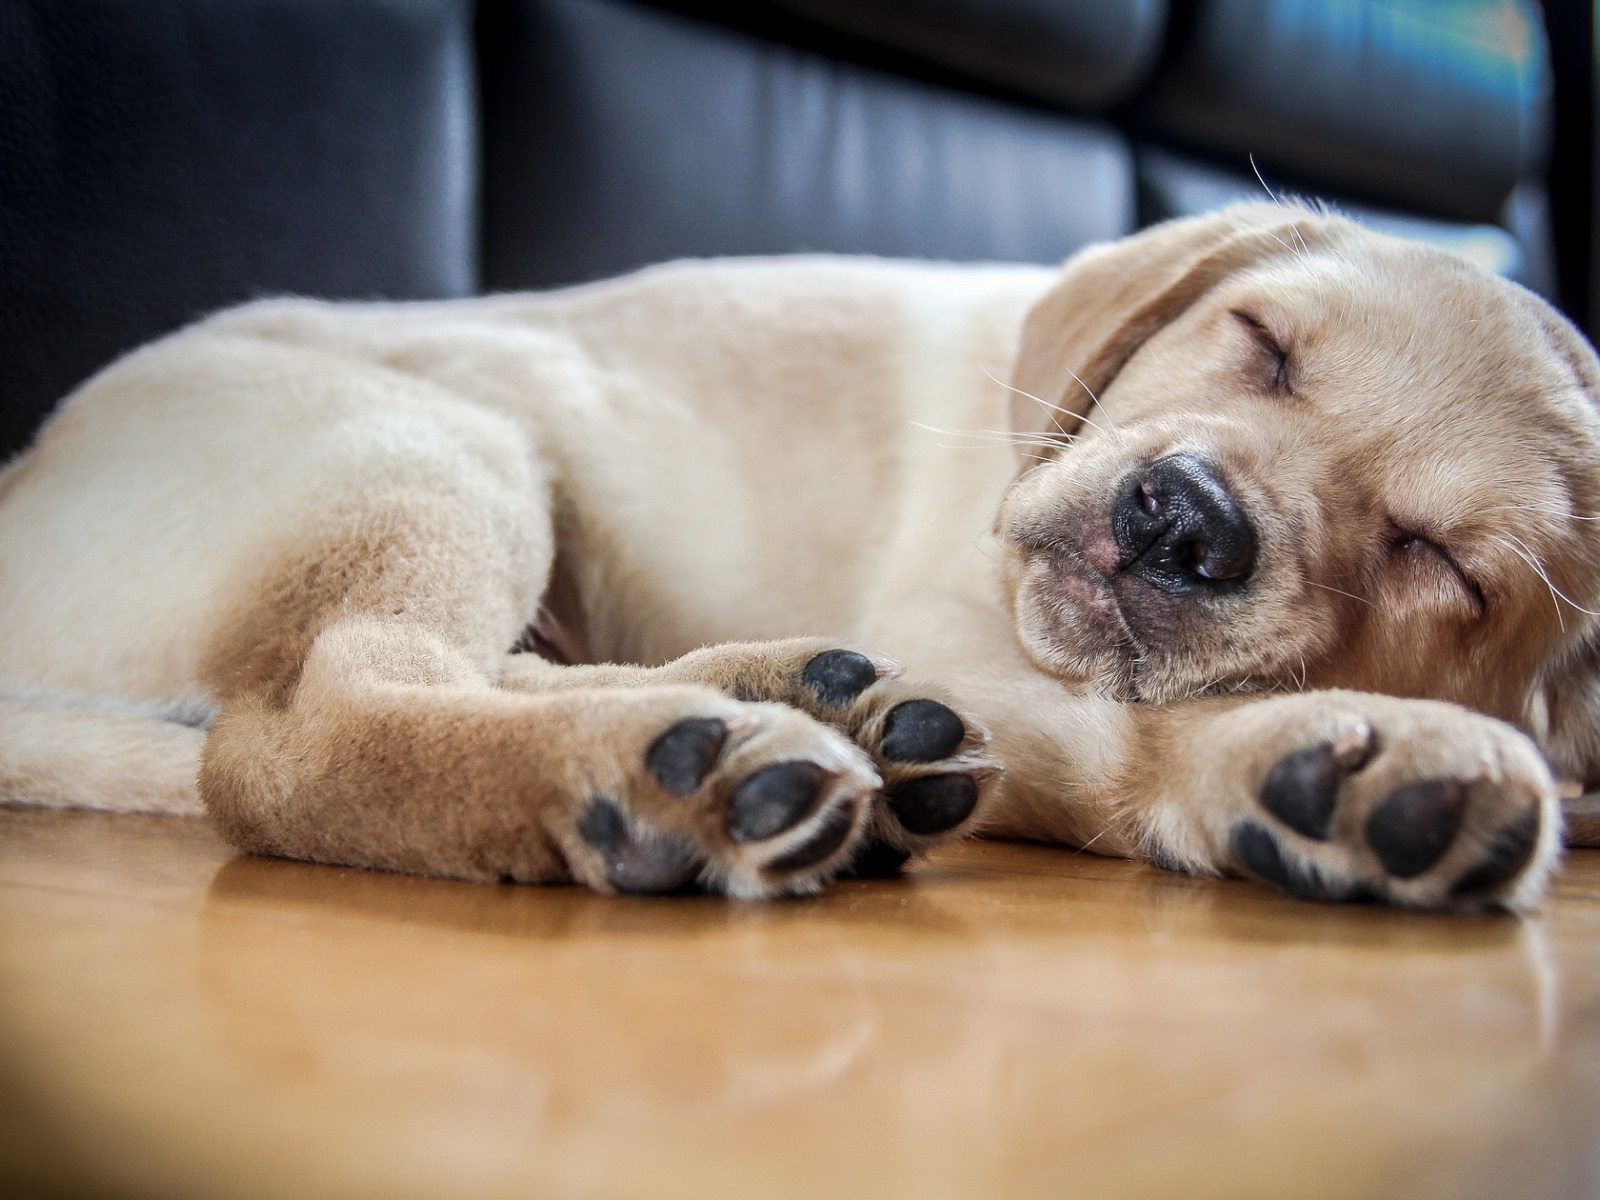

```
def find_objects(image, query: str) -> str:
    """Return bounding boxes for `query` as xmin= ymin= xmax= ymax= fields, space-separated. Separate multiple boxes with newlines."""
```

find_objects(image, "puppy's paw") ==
xmin=552 ymin=687 xmax=882 ymax=898
xmin=793 ymin=649 xmax=1003 ymax=877
xmin=1168 ymin=692 xmax=1560 ymax=911
xmin=660 ymin=640 xmax=1002 ymax=875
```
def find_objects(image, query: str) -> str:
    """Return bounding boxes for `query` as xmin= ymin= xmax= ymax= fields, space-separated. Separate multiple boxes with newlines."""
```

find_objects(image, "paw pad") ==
xmin=1261 ymin=733 xmax=1371 ymax=840
xmin=1364 ymin=779 xmax=1466 ymax=879
xmin=886 ymin=773 xmax=978 ymax=834
xmin=881 ymin=700 xmax=966 ymax=763
xmin=727 ymin=761 xmax=827 ymax=842
xmin=647 ymin=717 xmax=727 ymax=794
xmin=1451 ymin=807 xmax=1540 ymax=897
xmin=841 ymin=839 xmax=913 ymax=878
xmin=767 ymin=803 xmax=858 ymax=871
xmin=579 ymin=797 xmax=702 ymax=893
xmin=801 ymin=649 xmax=879 ymax=707
xmin=1230 ymin=821 xmax=1363 ymax=903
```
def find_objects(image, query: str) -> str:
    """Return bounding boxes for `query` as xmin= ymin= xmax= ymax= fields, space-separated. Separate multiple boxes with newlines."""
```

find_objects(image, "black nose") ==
xmin=1112 ymin=455 xmax=1256 ymax=593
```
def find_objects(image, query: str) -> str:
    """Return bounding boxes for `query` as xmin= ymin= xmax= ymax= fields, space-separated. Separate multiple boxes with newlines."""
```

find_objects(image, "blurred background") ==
xmin=0 ymin=0 xmax=1591 ymax=464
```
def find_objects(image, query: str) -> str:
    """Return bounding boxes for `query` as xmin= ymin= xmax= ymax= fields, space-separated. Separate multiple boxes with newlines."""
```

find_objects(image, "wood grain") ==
xmin=2 ymin=806 xmax=1598 ymax=1199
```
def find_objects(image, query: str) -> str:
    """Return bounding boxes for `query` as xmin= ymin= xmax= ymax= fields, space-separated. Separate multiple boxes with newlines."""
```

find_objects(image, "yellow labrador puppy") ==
xmin=1 ymin=202 xmax=1595 ymax=909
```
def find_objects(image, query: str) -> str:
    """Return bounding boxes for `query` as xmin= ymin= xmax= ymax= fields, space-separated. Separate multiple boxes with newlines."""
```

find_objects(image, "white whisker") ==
xmin=1249 ymin=153 xmax=1310 ymax=258
xmin=983 ymin=368 xmax=1118 ymax=438
xmin=1074 ymin=827 xmax=1111 ymax=855
xmin=1488 ymin=532 xmax=1600 ymax=626
xmin=1249 ymin=153 xmax=1284 ymax=207
xmin=1053 ymin=364 xmax=1119 ymax=432
xmin=1477 ymin=502 xmax=1600 ymax=522
xmin=908 ymin=420 xmax=1067 ymax=449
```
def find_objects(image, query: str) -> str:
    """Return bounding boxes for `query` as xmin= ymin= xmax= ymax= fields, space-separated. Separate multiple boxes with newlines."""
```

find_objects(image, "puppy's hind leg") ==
xmin=199 ymin=503 xmax=882 ymax=896
xmin=499 ymin=638 xmax=1005 ymax=876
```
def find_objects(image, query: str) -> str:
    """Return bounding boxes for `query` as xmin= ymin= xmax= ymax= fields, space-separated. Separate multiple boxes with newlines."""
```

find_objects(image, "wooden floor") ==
xmin=2 ymin=808 xmax=1599 ymax=1200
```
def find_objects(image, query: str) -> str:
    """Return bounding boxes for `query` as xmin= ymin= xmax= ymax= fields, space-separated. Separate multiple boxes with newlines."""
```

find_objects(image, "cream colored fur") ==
xmin=1 ymin=205 xmax=1594 ymax=909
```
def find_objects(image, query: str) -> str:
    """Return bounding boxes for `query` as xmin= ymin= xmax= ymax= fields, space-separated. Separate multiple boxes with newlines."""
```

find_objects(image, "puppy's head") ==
xmin=1000 ymin=203 xmax=1600 ymax=779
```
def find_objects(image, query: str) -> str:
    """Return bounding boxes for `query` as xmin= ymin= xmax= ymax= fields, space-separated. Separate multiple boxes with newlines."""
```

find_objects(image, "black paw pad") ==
xmin=841 ymin=840 xmax=913 ymax=878
xmin=727 ymin=761 xmax=827 ymax=843
xmin=646 ymin=717 xmax=727 ymax=794
xmin=802 ymin=649 xmax=879 ymax=707
xmin=1451 ymin=806 xmax=1540 ymax=897
xmin=1262 ymin=744 xmax=1354 ymax=840
xmin=1364 ymin=779 xmax=1466 ymax=879
xmin=881 ymin=700 xmax=966 ymax=763
xmin=886 ymin=773 xmax=978 ymax=835
xmin=578 ymin=797 xmax=702 ymax=893
xmin=768 ymin=803 xmax=858 ymax=871
xmin=1230 ymin=821 xmax=1354 ymax=902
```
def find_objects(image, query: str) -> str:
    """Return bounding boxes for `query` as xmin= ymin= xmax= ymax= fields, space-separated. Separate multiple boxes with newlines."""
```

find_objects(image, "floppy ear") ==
xmin=1009 ymin=202 xmax=1334 ymax=448
xmin=1534 ymin=632 xmax=1600 ymax=845
xmin=1519 ymin=295 xmax=1600 ymax=844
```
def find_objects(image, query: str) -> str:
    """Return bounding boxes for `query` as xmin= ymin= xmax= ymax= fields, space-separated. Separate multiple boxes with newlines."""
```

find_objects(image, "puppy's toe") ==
xmin=1364 ymin=779 xmax=1466 ymax=878
xmin=579 ymin=796 xmax=704 ymax=894
xmin=886 ymin=773 xmax=980 ymax=835
xmin=1229 ymin=821 xmax=1369 ymax=903
xmin=881 ymin=700 xmax=967 ymax=763
xmin=1450 ymin=807 xmax=1542 ymax=898
xmin=647 ymin=717 xmax=728 ymax=794
xmin=802 ymin=649 xmax=880 ymax=707
xmin=1260 ymin=726 xmax=1374 ymax=840
xmin=766 ymin=803 xmax=861 ymax=872
xmin=727 ymin=761 xmax=827 ymax=842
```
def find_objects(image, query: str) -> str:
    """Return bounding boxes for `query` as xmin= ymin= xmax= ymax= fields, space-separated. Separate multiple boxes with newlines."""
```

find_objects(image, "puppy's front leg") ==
xmin=866 ymin=598 xmax=1557 ymax=907
xmin=1037 ymin=690 xmax=1562 ymax=911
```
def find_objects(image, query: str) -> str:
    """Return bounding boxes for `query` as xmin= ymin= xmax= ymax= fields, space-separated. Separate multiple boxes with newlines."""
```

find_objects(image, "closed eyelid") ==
xmin=1229 ymin=309 xmax=1284 ymax=343
xmin=1229 ymin=309 xmax=1292 ymax=392
xmin=1388 ymin=523 xmax=1486 ymax=611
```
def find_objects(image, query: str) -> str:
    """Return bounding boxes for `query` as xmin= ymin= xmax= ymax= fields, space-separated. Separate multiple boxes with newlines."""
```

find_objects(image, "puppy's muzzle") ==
xmin=1113 ymin=455 xmax=1256 ymax=593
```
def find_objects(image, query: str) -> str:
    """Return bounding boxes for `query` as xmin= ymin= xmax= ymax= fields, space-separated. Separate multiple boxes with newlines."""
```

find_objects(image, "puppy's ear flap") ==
xmin=1009 ymin=202 xmax=1327 ymax=447
xmin=1519 ymin=294 xmax=1600 ymax=844
xmin=1535 ymin=634 xmax=1600 ymax=845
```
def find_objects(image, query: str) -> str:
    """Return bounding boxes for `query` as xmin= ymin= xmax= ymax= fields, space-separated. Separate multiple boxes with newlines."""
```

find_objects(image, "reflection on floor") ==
xmin=1 ymin=806 xmax=1598 ymax=1200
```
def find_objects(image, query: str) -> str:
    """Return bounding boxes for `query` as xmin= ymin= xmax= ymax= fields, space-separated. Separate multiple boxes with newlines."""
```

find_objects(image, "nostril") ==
xmin=1112 ymin=475 xmax=1174 ymax=563
xmin=1116 ymin=455 xmax=1256 ymax=592
xmin=1182 ymin=534 xmax=1252 ymax=583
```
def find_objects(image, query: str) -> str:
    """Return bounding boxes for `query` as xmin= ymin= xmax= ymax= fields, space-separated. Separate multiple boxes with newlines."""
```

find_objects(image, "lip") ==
xmin=1025 ymin=545 xmax=1140 ymax=668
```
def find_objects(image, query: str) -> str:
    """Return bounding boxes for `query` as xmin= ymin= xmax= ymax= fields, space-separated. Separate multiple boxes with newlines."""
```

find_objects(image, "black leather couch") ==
xmin=0 ymin=0 xmax=1573 ymax=464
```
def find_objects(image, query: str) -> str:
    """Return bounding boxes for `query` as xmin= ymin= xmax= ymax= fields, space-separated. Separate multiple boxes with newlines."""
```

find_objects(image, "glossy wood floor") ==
xmin=3 ymin=808 xmax=1599 ymax=1200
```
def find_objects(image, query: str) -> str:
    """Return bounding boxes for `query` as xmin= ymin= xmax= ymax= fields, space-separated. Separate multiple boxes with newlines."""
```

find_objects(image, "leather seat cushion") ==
xmin=481 ymin=0 xmax=1138 ymax=292
xmin=1130 ymin=0 xmax=1549 ymax=223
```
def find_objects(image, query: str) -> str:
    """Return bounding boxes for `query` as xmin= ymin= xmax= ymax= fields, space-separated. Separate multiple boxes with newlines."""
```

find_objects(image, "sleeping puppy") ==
xmin=1 ymin=202 xmax=1596 ymax=909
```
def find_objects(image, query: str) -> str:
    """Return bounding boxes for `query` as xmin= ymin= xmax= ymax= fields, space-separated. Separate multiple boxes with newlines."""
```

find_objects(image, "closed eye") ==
xmin=1388 ymin=524 xmax=1486 ymax=614
xmin=1230 ymin=309 xmax=1292 ymax=395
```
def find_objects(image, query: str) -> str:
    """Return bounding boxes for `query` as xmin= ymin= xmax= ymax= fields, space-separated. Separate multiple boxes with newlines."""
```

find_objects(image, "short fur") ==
xmin=2 ymin=204 xmax=1595 ymax=909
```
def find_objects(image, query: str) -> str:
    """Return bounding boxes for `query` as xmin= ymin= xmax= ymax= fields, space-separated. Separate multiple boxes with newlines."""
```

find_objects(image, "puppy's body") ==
xmin=0 ymin=258 xmax=1053 ymax=888
xmin=0 ymin=256 xmax=1045 ymax=715
xmin=1 ymin=205 xmax=1594 ymax=907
